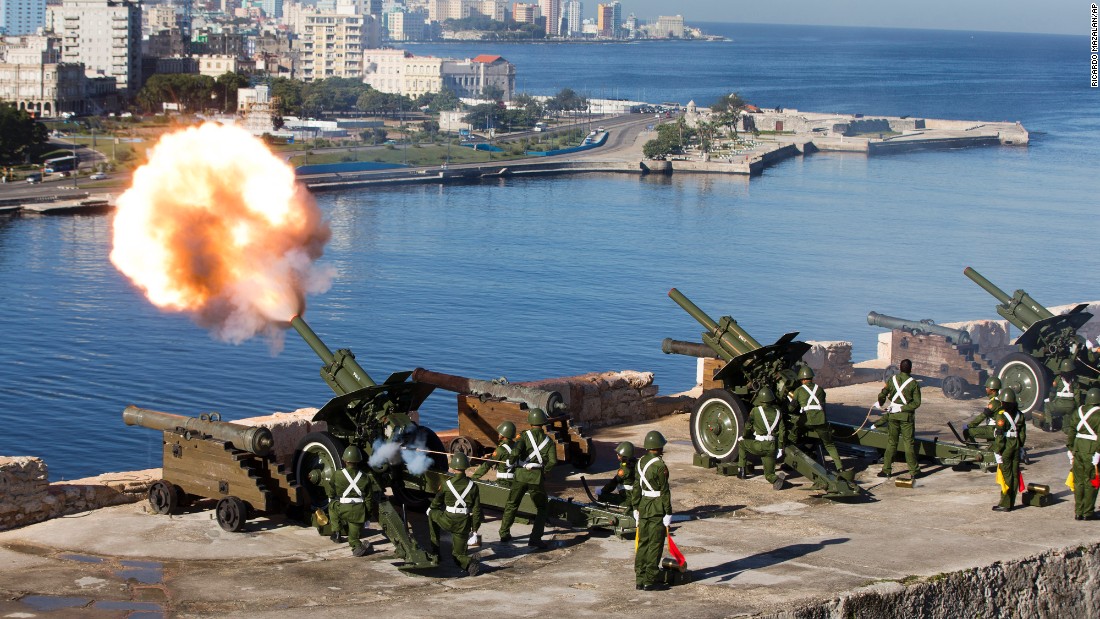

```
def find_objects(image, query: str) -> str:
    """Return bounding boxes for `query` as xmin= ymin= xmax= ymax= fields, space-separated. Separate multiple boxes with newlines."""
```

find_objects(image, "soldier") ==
xmin=875 ymin=358 xmax=921 ymax=481
xmin=596 ymin=441 xmax=637 ymax=509
xmin=737 ymin=387 xmax=787 ymax=489
xmin=789 ymin=365 xmax=845 ymax=471
xmin=630 ymin=430 xmax=673 ymax=591
xmin=471 ymin=421 xmax=518 ymax=487
xmin=499 ymin=408 xmax=557 ymax=549
xmin=992 ymin=389 xmax=1027 ymax=512
xmin=427 ymin=453 xmax=483 ymax=576
xmin=963 ymin=376 xmax=1002 ymax=442
xmin=1044 ymin=359 xmax=1080 ymax=431
xmin=330 ymin=446 xmax=375 ymax=557
xmin=1064 ymin=388 xmax=1100 ymax=520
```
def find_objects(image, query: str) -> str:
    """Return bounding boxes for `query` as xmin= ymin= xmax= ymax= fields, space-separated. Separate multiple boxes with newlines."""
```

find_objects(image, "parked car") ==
xmin=89 ymin=173 xmax=107 ymax=180
xmin=26 ymin=173 xmax=41 ymax=184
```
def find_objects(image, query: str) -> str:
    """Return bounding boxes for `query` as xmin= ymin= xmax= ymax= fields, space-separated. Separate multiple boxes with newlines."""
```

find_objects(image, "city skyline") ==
xmin=623 ymin=0 xmax=1082 ymax=36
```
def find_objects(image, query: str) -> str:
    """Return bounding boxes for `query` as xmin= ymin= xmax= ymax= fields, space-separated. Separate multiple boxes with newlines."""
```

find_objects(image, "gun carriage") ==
xmin=963 ymin=267 xmax=1098 ymax=428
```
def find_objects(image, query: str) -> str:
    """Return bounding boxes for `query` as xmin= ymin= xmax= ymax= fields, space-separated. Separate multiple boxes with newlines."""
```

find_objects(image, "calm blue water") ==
xmin=1 ymin=24 xmax=1096 ymax=479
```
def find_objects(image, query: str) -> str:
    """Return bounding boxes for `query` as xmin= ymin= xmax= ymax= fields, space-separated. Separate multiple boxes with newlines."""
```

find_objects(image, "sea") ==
xmin=1 ymin=23 xmax=1096 ymax=480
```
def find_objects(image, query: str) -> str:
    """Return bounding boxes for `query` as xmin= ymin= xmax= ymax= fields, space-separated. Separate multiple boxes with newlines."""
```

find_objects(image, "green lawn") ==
xmin=288 ymin=143 xmax=529 ymax=167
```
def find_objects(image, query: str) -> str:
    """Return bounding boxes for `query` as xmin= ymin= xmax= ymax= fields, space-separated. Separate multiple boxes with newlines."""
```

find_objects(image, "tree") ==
xmin=215 ymin=72 xmax=251 ymax=112
xmin=711 ymin=92 xmax=746 ymax=136
xmin=642 ymin=118 xmax=696 ymax=159
xmin=270 ymin=77 xmax=303 ymax=116
xmin=0 ymin=102 xmax=48 ymax=163
xmin=481 ymin=84 xmax=504 ymax=102
xmin=463 ymin=103 xmax=502 ymax=131
xmin=416 ymin=88 xmax=461 ymax=113
xmin=136 ymin=74 xmax=216 ymax=113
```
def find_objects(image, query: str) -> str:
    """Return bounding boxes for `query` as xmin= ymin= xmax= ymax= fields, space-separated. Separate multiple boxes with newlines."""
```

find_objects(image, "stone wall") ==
xmin=0 ymin=408 xmax=323 ymax=532
xmin=802 ymin=341 xmax=855 ymax=388
xmin=773 ymin=543 xmax=1100 ymax=618
xmin=522 ymin=371 xmax=689 ymax=429
xmin=0 ymin=456 xmax=156 ymax=532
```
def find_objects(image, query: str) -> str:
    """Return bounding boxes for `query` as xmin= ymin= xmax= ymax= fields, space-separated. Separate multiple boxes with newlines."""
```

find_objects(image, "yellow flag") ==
xmin=1066 ymin=470 xmax=1075 ymax=491
xmin=995 ymin=467 xmax=1009 ymax=493
xmin=634 ymin=525 xmax=639 ymax=552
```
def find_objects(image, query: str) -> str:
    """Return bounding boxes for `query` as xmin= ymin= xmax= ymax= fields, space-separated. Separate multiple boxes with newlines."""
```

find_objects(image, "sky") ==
xmin=620 ymin=0 xmax=1085 ymax=36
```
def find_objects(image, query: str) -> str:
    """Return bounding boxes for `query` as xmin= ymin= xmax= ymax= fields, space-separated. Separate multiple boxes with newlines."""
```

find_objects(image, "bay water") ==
xmin=1 ymin=23 xmax=1096 ymax=479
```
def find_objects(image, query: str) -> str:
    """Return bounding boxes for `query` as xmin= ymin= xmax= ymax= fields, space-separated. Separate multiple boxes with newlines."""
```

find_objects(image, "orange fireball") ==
xmin=110 ymin=123 xmax=332 ymax=344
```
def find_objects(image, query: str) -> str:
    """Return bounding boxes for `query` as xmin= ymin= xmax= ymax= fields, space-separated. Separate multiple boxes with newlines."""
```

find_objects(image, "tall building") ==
xmin=261 ymin=0 xmax=284 ymax=19
xmin=301 ymin=3 xmax=379 ymax=81
xmin=654 ymin=14 xmax=683 ymax=38
xmin=1 ymin=0 xmax=46 ymax=36
xmin=609 ymin=0 xmax=619 ymax=37
xmin=595 ymin=3 xmax=611 ymax=37
xmin=562 ymin=0 xmax=580 ymax=36
xmin=538 ymin=0 xmax=558 ymax=36
xmin=49 ymin=0 xmax=143 ymax=95
xmin=511 ymin=2 xmax=537 ymax=24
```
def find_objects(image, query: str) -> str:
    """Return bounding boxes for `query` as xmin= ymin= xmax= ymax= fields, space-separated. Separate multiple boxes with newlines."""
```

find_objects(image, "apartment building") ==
xmin=562 ymin=0 xmax=581 ymax=37
xmin=0 ymin=35 xmax=85 ymax=116
xmin=511 ymin=2 xmax=538 ymax=24
xmin=48 ymin=0 xmax=143 ymax=95
xmin=300 ymin=3 xmax=380 ymax=81
xmin=1 ymin=0 xmax=46 ymax=36
xmin=539 ymin=0 xmax=559 ymax=36
xmin=654 ymin=14 xmax=684 ymax=38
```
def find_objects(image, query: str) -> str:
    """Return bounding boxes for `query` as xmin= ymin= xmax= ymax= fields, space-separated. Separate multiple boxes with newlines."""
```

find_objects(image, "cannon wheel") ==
xmin=690 ymin=389 xmax=747 ymax=463
xmin=882 ymin=365 xmax=899 ymax=383
xmin=148 ymin=480 xmax=179 ymax=515
xmin=391 ymin=427 xmax=448 ymax=510
xmin=996 ymin=352 xmax=1051 ymax=417
xmin=448 ymin=435 xmax=478 ymax=458
xmin=942 ymin=375 xmax=968 ymax=400
xmin=216 ymin=496 xmax=249 ymax=532
xmin=293 ymin=431 xmax=347 ymax=509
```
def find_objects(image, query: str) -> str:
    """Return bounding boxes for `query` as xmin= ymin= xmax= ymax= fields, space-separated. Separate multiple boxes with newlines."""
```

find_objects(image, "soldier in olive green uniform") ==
xmin=1064 ymin=388 xmax=1100 ymax=520
xmin=1043 ymin=359 xmax=1081 ymax=431
xmin=789 ymin=366 xmax=844 ymax=471
xmin=876 ymin=359 xmax=921 ymax=480
xmin=963 ymin=376 xmax=1002 ymax=442
xmin=471 ymin=421 xmax=518 ymax=487
xmin=499 ymin=408 xmax=557 ymax=549
xmin=597 ymin=441 xmax=637 ymax=509
xmin=427 ymin=453 xmax=483 ymax=576
xmin=331 ymin=446 xmax=376 ymax=557
xmin=992 ymin=389 xmax=1027 ymax=512
xmin=737 ymin=387 xmax=787 ymax=489
xmin=630 ymin=430 xmax=673 ymax=591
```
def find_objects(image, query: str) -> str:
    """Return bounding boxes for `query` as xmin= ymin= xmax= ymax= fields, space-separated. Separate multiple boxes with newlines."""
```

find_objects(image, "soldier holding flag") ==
xmin=1065 ymin=388 xmax=1100 ymax=520
xmin=992 ymin=389 xmax=1026 ymax=512
xmin=631 ymin=430 xmax=673 ymax=591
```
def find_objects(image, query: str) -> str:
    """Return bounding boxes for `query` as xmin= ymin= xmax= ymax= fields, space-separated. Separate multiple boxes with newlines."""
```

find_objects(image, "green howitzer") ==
xmin=290 ymin=316 xmax=636 ymax=559
xmin=666 ymin=288 xmax=865 ymax=500
xmin=963 ymin=267 xmax=1097 ymax=427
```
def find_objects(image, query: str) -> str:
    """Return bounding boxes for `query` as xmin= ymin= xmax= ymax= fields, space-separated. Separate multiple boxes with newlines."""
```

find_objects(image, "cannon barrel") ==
xmin=867 ymin=311 xmax=971 ymax=344
xmin=661 ymin=338 xmax=722 ymax=359
xmin=963 ymin=267 xmax=1054 ymax=331
xmin=122 ymin=405 xmax=274 ymax=457
xmin=668 ymin=288 xmax=761 ymax=359
xmin=290 ymin=314 xmax=377 ymax=393
xmin=410 ymin=368 xmax=566 ymax=412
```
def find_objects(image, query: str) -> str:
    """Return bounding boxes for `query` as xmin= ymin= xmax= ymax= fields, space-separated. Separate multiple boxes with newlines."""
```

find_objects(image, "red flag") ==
xmin=1091 ymin=474 xmax=1100 ymax=490
xmin=667 ymin=530 xmax=686 ymax=568
xmin=1018 ymin=472 xmax=1024 ymax=490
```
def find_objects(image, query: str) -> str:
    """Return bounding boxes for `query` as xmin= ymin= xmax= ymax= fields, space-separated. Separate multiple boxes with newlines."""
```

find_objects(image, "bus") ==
xmin=44 ymin=155 xmax=78 ymax=173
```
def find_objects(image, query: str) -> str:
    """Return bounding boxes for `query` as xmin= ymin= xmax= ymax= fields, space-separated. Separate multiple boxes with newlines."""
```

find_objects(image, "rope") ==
xmin=839 ymin=405 xmax=880 ymax=438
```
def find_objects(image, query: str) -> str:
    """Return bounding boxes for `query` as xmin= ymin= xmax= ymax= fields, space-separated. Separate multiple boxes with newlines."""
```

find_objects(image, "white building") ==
xmin=2 ymin=0 xmax=46 ymax=36
xmin=48 ymin=0 xmax=142 ymax=95
xmin=652 ymin=14 xmax=683 ymax=38
xmin=362 ymin=48 xmax=514 ymax=100
xmin=0 ymin=35 xmax=86 ymax=116
xmin=384 ymin=7 xmax=427 ymax=41
xmin=300 ymin=2 xmax=380 ymax=81
xmin=562 ymin=0 xmax=581 ymax=37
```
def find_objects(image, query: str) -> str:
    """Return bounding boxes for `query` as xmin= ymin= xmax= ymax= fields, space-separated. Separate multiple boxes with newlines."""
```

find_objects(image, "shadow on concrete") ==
xmin=679 ymin=504 xmax=745 ymax=520
xmin=690 ymin=537 xmax=850 ymax=583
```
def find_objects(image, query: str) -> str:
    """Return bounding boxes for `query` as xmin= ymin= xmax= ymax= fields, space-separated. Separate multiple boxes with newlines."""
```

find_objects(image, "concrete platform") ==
xmin=1 ymin=380 xmax=1097 ymax=617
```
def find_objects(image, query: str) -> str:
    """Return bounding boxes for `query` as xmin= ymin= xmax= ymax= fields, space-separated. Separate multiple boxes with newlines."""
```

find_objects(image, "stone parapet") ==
xmin=803 ymin=341 xmax=856 ymax=388
xmin=521 ymin=371 xmax=689 ymax=429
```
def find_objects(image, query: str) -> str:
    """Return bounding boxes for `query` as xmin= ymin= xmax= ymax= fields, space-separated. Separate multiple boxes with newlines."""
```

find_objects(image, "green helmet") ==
xmin=496 ymin=420 xmax=517 ymax=440
xmin=643 ymin=430 xmax=667 ymax=450
xmin=985 ymin=376 xmax=1002 ymax=391
xmin=449 ymin=452 xmax=469 ymax=470
xmin=342 ymin=445 xmax=363 ymax=464
xmin=615 ymin=441 xmax=635 ymax=459
xmin=753 ymin=387 xmax=776 ymax=405
xmin=528 ymin=408 xmax=547 ymax=426
xmin=797 ymin=365 xmax=815 ymax=380
xmin=998 ymin=388 xmax=1017 ymax=404
xmin=1086 ymin=388 xmax=1100 ymax=406
xmin=1060 ymin=359 xmax=1076 ymax=373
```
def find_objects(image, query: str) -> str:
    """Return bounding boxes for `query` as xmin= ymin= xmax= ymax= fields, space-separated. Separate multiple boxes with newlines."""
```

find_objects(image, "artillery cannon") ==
xmin=410 ymin=368 xmax=594 ymax=468
xmin=666 ymin=290 xmax=996 ymax=491
xmin=123 ymin=406 xmax=297 ymax=532
xmin=665 ymin=288 xmax=864 ymax=499
xmin=867 ymin=311 xmax=991 ymax=400
xmin=289 ymin=316 xmax=636 ymax=566
xmin=963 ymin=267 xmax=1097 ymax=426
